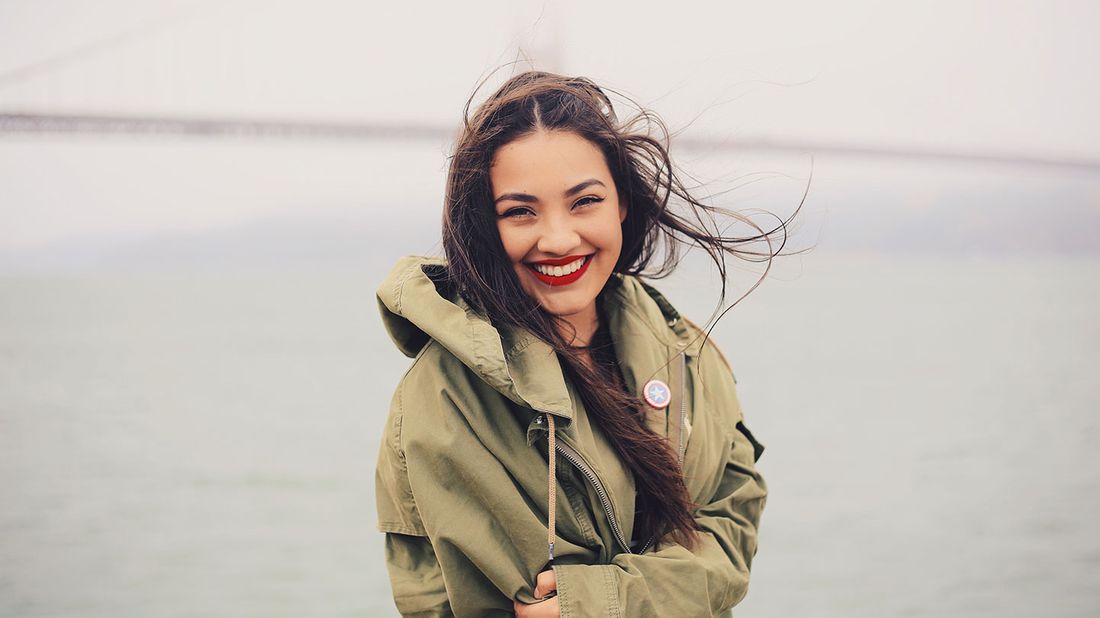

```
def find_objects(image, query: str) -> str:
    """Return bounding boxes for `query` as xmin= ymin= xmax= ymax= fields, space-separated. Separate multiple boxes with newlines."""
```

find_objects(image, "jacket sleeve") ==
xmin=376 ymin=367 xmax=545 ymax=615
xmin=551 ymin=353 xmax=768 ymax=617
xmin=375 ymin=387 xmax=455 ymax=616
xmin=382 ymin=533 xmax=454 ymax=617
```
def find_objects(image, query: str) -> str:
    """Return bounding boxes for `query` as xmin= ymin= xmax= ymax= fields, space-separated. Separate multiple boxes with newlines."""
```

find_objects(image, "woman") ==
xmin=375 ymin=70 xmax=799 ymax=616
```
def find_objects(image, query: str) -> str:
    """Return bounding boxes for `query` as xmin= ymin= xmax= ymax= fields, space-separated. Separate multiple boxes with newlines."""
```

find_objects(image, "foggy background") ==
xmin=1 ymin=0 xmax=1098 ymax=616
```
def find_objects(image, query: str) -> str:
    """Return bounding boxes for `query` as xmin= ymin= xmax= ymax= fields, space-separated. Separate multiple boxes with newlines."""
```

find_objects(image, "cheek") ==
xmin=496 ymin=224 xmax=525 ymax=264
xmin=598 ymin=212 xmax=625 ymax=254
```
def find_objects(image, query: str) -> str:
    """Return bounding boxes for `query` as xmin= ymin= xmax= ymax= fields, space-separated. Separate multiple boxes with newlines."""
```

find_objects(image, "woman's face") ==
xmin=490 ymin=130 xmax=627 ymax=331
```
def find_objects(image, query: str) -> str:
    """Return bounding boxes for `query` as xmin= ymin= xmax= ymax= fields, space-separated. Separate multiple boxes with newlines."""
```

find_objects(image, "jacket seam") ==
xmin=376 ymin=521 xmax=426 ymax=536
xmin=602 ymin=565 xmax=619 ymax=618
xmin=389 ymin=267 xmax=411 ymax=313
xmin=394 ymin=380 xmax=410 ymax=467
xmin=392 ymin=364 xmax=429 ymax=536
xmin=504 ymin=330 xmax=537 ymax=359
xmin=563 ymin=471 xmax=600 ymax=547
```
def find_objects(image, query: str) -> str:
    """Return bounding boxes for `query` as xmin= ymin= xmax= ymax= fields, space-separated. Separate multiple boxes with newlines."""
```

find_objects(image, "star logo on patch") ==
xmin=643 ymin=379 xmax=671 ymax=409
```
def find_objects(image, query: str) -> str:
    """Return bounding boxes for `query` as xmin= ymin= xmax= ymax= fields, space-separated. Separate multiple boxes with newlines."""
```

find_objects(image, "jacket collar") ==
xmin=377 ymin=256 xmax=703 ymax=421
xmin=600 ymin=273 xmax=703 ymax=414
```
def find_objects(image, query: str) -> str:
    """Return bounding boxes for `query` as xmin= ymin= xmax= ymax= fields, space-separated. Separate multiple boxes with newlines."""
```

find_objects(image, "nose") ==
xmin=536 ymin=214 xmax=582 ymax=256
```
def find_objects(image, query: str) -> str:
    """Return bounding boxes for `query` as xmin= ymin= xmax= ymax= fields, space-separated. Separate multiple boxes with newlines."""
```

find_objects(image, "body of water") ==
xmin=1 ymin=252 xmax=1097 ymax=616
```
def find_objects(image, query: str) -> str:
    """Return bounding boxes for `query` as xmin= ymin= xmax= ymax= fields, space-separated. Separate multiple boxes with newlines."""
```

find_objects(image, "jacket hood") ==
xmin=376 ymin=255 xmax=707 ymax=419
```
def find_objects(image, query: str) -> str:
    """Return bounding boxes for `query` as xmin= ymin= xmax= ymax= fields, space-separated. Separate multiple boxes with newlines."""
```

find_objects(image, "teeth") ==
xmin=533 ymin=256 xmax=586 ymax=276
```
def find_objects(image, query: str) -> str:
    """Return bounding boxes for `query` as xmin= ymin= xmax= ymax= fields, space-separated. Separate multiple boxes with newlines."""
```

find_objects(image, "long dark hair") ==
xmin=441 ymin=68 xmax=807 ymax=550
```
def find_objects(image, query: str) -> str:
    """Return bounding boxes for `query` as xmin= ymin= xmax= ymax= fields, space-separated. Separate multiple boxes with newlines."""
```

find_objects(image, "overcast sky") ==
xmin=0 ymin=0 xmax=1097 ymax=256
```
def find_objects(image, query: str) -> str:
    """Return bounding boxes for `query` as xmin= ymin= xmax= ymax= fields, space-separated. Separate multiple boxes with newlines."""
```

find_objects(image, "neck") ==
xmin=557 ymin=303 xmax=600 ymax=348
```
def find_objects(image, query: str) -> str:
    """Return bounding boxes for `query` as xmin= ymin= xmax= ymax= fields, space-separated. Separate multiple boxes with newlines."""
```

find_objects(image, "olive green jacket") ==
xmin=375 ymin=255 xmax=767 ymax=617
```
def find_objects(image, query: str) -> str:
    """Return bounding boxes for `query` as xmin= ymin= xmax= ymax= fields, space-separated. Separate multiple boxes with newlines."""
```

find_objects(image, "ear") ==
xmin=618 ymin=198 xmax=628 ymax=224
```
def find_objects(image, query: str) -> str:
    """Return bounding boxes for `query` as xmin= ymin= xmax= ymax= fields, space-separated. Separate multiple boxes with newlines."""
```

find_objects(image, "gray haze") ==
xmin=1 ymin=0 xmax=1099 ymax=260
xmin=1 ymin=2 xmax=1099 ymax=617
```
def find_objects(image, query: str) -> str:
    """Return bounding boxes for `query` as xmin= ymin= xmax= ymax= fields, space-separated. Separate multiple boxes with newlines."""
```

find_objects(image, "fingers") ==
xmin=533 ymin=568 xmax=558 ymax=599
xmin=513 ymin=596 xmax=560 ymax=617
xmin=515 ymin=569 xmax=560 ymax=617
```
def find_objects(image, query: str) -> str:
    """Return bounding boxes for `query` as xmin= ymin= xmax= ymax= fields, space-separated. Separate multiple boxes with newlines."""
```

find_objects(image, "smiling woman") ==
xmin=375 ymin=69 xmax=802 ymax=617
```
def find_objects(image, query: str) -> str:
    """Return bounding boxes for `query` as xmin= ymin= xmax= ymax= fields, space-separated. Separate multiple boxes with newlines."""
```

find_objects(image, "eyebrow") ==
xmin=494 ymin=178 xmax=606 ymax=205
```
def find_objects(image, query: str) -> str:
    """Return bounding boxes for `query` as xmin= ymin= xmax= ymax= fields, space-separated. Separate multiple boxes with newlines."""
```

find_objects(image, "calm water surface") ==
xmin=1 ymin=253 xmax=1097 ymax=617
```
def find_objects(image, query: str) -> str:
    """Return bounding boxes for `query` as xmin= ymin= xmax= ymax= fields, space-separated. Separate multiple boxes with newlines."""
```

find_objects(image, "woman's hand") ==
xmin=513 ymin=569 xmax=559 ymax=617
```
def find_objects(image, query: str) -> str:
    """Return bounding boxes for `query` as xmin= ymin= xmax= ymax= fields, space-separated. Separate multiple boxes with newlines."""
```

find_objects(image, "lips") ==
xmin=525 ymin=254 xmax=593 ymax=287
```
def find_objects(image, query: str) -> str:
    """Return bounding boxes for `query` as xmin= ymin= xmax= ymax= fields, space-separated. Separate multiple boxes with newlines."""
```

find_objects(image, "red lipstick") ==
xmin=525 ymin=254 xmax=593 ymax=287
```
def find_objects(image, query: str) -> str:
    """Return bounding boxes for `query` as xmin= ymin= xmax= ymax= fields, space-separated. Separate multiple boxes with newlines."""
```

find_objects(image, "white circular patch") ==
xmin=643 ymin=379 xmax=671 ymax=409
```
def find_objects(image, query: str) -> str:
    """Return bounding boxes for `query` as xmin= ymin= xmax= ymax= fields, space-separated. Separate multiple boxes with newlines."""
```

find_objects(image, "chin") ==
xmin=512 ymin=263 xmax=611 ymax=320
xmin=517 ymin=284 xmax=590 ymax=315
xmin=536 ymin=298 xmax=589 ymax=317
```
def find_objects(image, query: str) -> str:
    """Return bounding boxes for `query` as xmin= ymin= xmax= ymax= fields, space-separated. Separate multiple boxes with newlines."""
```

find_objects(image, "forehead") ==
xmin=490 ymin=131 xmax=609 ymax=193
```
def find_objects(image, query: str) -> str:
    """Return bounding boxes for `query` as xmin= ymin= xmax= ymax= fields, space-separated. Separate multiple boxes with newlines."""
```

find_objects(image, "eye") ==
xmin=500 ymin=206 xmax=534 ymax=219
xmin=573 ymin=196 xmax=604 ymax=209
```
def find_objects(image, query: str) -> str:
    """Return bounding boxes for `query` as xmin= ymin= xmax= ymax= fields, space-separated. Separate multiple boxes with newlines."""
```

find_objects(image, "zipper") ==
xmin=552 ymin=438 xmax=640 ymax=555
xmin=540 ymin=352 xmax=687 ymax=557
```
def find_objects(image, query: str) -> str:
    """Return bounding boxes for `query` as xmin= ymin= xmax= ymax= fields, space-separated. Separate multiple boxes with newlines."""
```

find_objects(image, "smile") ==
xmin=525 ymin=255 xmax=593 ymax=286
